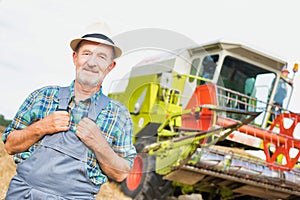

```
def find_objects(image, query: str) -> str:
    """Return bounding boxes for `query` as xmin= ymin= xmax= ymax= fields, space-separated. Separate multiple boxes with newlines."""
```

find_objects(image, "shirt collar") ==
xmin=69 ymin=80 xmax=103 ymax=103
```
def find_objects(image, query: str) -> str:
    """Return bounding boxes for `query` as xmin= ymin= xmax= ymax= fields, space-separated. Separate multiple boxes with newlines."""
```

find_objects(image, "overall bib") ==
xmin=6 ymin=87 xmax=110 ymax=200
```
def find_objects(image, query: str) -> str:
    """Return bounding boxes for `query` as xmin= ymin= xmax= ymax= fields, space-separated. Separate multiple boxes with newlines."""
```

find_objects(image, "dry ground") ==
xmin=0 ymin=126 xmax=16 ymax=199
xmin=0 ymin=126 xmax=131 ymax=200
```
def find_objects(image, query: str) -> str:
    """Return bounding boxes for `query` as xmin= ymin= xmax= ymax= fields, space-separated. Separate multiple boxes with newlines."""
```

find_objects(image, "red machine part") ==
xmin=218 ymin=114 xmax=300 ymax=171
xmin=265 ymin=113 xmax=300 ymax=170
xmin=126 ymin=155 xmax=143 ymax=191
xmin=182 ymin=84 xmax=300 ymax=171
xmin=181 ymin=84 xmax=217 ymax=131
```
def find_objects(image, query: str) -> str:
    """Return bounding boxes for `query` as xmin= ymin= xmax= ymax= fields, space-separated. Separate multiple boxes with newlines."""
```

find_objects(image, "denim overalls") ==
xmin=6 ymin=87 xmax=110 ymax=200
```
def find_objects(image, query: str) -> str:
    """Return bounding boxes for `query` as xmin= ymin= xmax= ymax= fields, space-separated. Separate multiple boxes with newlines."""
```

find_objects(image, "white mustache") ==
xmin=82 ymin=66 xmax=99 ymax=73
xmin=81 ymin=62 xmax=112 ymax=74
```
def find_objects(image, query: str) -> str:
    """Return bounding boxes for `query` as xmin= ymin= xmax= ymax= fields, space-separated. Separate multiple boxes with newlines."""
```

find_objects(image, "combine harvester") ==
xmin=108 ymin=40 xmax=300 ymax=200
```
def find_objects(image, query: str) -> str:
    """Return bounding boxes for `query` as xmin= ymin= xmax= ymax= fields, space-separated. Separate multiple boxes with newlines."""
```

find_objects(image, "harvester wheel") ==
xmin=121 ymin=138 xmax=172 ymax=200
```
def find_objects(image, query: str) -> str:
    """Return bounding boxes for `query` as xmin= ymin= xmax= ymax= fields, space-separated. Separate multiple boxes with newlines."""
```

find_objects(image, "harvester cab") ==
xmin=109 ymin=41 xmax=300 ymax=200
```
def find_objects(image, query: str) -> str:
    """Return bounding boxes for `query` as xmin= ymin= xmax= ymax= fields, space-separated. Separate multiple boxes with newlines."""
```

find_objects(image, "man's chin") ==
xmin=77 ymin=77 xmax=101 ymax=87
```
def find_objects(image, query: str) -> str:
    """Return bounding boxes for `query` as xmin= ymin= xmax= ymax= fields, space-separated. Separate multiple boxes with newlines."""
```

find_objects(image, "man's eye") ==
xmin=98 ymin=55 xmax=107 ymax=60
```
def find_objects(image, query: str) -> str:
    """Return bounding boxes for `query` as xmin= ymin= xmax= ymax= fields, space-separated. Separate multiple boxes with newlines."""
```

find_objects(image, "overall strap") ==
xmin=57 ymin=86 xmax=70 ymax=111
xmin=58 ymin=86 xmax=110 ymax=121
xmin=88 ymin=93 xmax=111 ymax=122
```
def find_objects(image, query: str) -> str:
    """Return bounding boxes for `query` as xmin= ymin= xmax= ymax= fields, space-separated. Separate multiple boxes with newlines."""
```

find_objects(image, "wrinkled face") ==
xmin=73 ymin=40 xmax=115 ymax=87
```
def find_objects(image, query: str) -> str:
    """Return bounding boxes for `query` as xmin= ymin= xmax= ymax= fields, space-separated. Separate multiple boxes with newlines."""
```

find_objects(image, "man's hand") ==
xmin=5 ymin=111 xmax=70 ymax=155
xmin=76 ymin=117 xmax=100 ymax=149
xmin=39 ymin=111 xmax=70 ymax=134
xmin=76 ymin=117 xmax=131 ymax=182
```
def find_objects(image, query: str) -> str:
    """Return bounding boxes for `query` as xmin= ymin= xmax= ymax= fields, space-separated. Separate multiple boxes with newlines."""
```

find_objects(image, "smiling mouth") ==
xmin=83 ymin=68 xmax=98 ymax=74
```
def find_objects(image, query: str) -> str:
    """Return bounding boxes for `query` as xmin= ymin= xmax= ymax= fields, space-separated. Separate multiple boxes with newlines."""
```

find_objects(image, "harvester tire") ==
xmin=121 ymin=138 xmax=172 ymax=200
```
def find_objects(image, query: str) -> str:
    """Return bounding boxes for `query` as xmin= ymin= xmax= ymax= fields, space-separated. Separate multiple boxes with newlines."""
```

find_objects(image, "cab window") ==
xmin=198 ymin=55 xmax=219 ymax=85
xmin=189 ymin=58 xmax=200 ymax=82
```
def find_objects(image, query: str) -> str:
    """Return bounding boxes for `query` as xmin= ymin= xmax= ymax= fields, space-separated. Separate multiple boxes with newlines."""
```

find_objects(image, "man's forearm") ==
xmin=75 ymin=117 xmax=132 ymax=182
xmin=5 ymin=111 xmax=70 ymax=155
xmin=5 ymin=122 xmax=46 ymax=155
xmin=94 ymin=141 xmax=131 ymax=182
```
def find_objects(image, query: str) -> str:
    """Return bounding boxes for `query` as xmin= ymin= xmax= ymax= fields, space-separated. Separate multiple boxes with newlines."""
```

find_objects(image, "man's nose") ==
xmin=86 ymin=54 xmax=97 ymax=67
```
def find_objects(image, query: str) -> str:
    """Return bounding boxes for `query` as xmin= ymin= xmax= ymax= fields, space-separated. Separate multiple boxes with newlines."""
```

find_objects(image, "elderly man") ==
xmin=3 ymin=28 xmax=136 ymax=199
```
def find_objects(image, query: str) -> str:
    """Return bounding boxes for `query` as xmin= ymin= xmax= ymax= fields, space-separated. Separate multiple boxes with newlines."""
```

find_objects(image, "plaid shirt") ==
xmin=2 ymin=81 xmax=136 ymax=186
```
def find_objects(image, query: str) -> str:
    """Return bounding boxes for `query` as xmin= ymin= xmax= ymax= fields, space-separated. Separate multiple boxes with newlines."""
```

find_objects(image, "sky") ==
xmin=1 ymin=0 xmax=300 ymax=119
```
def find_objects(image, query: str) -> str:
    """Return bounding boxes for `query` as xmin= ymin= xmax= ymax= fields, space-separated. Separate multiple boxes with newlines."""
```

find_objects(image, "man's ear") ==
xmin=107 ymin=61 xmax=116 ymax=72
xmin=72 ymin=52 xmax=77 ymax=64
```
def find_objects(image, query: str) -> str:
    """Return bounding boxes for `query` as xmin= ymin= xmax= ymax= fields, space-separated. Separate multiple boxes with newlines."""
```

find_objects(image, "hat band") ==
xmin=82 ymin=33 xmax=115 ymax=45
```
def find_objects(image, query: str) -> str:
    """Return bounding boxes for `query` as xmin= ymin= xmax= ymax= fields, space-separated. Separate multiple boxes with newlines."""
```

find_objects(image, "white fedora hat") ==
xmin=70 ymin=22 xmax=122 ymax=59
